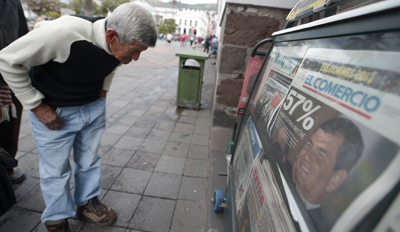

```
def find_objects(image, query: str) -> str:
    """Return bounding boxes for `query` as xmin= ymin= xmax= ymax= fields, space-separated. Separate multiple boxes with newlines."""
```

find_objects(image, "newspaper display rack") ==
xmin=217 ymin=1 xmax=400 ymax=231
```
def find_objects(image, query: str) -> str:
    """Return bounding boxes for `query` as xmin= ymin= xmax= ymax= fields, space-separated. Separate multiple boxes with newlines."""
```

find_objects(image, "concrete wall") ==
xmin=213 ymin=3 xmax=290 ymax=127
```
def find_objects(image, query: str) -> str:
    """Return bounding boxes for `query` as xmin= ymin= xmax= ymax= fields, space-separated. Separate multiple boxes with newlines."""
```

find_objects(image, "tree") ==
xmin=154 ymin=15 xmax=163 ymax=26
xmin=69 ymin=0 xmax=101 ymax=15
xmin=100 ymin=0 xmax=129 ymax=15
xmin=27 ymin=0 xmax=62 ymax=16
xmin=158 ymin=18 xmax=177 ymax=34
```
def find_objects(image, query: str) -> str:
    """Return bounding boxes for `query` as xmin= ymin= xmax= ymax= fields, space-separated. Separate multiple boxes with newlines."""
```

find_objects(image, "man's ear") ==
xmin=105 ymin=29 xmax=117 ymax=44
xmin=326 ymin=169 xmax=347 ymax=192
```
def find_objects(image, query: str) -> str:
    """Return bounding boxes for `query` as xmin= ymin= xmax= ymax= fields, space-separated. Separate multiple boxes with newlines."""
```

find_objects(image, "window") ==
xmin=184 ymin=20 xmax=186 ymax=26
xmin=195 ymin=21 xmax=197 ymax=26
xmin=190 ymin=20 xmax=192 ymax=26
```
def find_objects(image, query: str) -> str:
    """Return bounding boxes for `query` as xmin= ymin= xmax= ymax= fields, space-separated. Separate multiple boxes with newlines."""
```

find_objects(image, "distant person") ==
xmin=210 ymin=35 xmax=218 ymax=58
xmin=190 ymin=35 xmax=194 ymax=46
xmin=184 ymin=33 xmax=188 ymax=46
xmin=180 ymin=33 xmax=185 ymax=47
xmin=166 ymin=33 xmax=173 ymax=45
xmin=203 ymin=35 xmax=211 ymax=53
xmin=0 ymin=0 xmax=29 ymax=184
xmin=0 ymin=2 xmax=158 ymax=231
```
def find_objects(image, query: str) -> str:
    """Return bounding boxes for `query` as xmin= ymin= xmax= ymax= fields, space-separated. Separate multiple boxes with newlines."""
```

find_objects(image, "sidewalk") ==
xmin=0 ymin=41 xmax=231 ymax=232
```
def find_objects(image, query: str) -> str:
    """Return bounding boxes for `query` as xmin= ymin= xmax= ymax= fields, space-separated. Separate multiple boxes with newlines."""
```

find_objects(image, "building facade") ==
xmin=151 ymin=5 xmax=211 ymax=38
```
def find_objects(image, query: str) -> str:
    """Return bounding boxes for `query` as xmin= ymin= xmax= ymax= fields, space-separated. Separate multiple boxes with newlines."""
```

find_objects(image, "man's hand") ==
xmin=100 ymin=89 xmax=107 ymax=98
xmin=31 ymin=103 xmax=64 ymax=130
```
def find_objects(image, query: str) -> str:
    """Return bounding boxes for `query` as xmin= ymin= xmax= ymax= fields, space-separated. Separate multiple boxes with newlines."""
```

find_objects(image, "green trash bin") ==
xmin=176 ymin=50 xmax=208 ymax=110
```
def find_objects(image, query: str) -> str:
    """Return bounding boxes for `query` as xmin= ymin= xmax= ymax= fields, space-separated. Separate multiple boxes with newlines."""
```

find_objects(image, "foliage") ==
xmin=100 ymin=0 xmax=129 ymax=15
xmin=69 ymin=0 xmax=102 ymax=15
xmin=46 ymin=11 xmax=61 ymax=19
xmin=27 ymin=0 xmax=62 ymax=16
xmin=158 ymin=18 xmax=177 ymax=34
xmin=154 ymin=15 xmax=163 ymax=26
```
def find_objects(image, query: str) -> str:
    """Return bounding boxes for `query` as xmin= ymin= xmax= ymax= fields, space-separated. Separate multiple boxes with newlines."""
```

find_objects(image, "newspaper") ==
xmin=270 ymin=48 xmax=400 ymax=231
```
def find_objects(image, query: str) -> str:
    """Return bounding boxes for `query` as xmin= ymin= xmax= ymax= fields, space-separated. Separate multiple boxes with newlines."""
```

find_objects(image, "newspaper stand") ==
xmin=219 ymin=1 xmax=400 ymax=232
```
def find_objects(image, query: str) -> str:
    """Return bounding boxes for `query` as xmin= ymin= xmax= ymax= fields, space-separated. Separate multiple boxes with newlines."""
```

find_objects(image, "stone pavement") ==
xmin=0 ymin=40 xmax=232 ymax=232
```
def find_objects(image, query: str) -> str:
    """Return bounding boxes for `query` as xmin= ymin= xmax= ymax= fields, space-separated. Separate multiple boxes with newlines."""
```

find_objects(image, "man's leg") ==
xmin=73 ymin=98 xmax=105 ymax=205
xmin=29 ymin=107 xmax=79 ymax=223
xmin=73 ymin=98 xmax=116 ymax=225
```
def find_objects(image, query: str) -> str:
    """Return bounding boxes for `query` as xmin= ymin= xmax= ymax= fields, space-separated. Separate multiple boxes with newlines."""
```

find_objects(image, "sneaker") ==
xmin=76 ymin=197 xmax=116 ymax=226
xmin=44 ymin=219 xmax=70 ymax=232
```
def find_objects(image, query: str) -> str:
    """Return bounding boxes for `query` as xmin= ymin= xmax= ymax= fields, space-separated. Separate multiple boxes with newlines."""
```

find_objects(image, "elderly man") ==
xmin=292 ymin=117 xmax=363 ymax=231
xmin=0 ymin=2 xmax=157 ymax=231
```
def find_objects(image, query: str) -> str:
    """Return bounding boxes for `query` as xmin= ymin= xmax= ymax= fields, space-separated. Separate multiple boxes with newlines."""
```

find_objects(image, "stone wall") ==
xmin=213 ymin=3 xmax=290 ymax=128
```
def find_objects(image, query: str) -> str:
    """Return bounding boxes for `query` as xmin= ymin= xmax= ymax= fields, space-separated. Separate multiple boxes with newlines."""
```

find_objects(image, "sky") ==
xmin=159 ymin=0 xmax=218 ymax=4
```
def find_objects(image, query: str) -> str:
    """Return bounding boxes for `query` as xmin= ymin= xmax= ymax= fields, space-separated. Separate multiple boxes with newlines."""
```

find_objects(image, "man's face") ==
xmin=106 ymin=30 xmax=148 ymax=64
xmin=292 ymin=128 xmax=344 ymax=204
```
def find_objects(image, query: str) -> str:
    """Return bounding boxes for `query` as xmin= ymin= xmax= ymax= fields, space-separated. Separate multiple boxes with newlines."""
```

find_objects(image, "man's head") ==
xmin=292 ymin=118 xmax=363 ymax=204
xmin=105 ymin=2 xmax=158 ymax=64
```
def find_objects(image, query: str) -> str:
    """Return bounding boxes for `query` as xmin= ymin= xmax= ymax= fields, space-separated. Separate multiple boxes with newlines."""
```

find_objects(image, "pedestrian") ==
xmin=203 ymin=35 xmax=211 ymax=53
xmin=210 ymin=35 xmax=218 ymax=58
xmin=166 ymin=33 xmax=173 ymax=45
xmin=0 ymin=0 xmax=29 ymax=184
xmin=180 ymin=33 xmax=185 ymax=47
xmin=0 ymin=2 xmax=158 ymax=232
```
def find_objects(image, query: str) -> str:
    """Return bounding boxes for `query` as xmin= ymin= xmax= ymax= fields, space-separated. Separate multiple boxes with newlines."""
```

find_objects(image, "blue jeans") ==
xmin=29 ymin=98 xmax=106 ymax=223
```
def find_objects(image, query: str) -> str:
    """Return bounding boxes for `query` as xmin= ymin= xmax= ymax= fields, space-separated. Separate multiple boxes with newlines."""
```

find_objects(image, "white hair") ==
xmin=107 ymin=2 xmax=158 ymax=47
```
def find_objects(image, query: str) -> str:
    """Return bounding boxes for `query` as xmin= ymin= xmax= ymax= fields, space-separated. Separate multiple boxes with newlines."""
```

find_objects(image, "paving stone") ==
xmin=162 ymin=141 xmax=189 ymax=157
xmin=178 ymin=177 xmax=207 ymax=201
xmin=184 ymin=158 xmax=208 ymax=178
xmin=196 ymin=117 xmax=211 ymax=126
xmin=191 ymin=134 xmax=209 ymax=146
xmin=34 ymin=218 xmax=85 ymax=232
xmin=147 ymin=128 xmax=172 ymax=141
xmin=161 ymin=113 xmax=180 ymax=122
xmin=16 ymin=184 xmax=46 ymax=212
xmin=110 ymin=99 xmax=130 ymax=108
xmin=80 ymin=223 xmax=127 ymax=232
xmin=197 ymin=109 xmax=211 ymax=118
xmin=13 ymin=152 xmax=39 ymax=177
xmin=137 ymin=138 xmax=167 ymax=154
xmin=188 ymin=144 xmax=209 ymax=160
xmin=105 ymin=124 xmax=131 ymax=135
xmin=113 ymin=136 xmax=143 ymax=150
xmin=155 ymin=155 xmax=186 ymax=175
xmin=102 ymin=190 xmax=141 ymax=227
xmin=133 ymin=118 xmax=157 ymax=128
xmin=17 ymin=134 xmax=36 ymax=152
xmin=127 ymin=109 xmax=146 ymax=117
xmin=13 ymin=176 xmax=40 ymax=201
xmin=117 ymin=115 xmax=139 ymax=126
xmin=194 ymin=124 xmax=210 ymax=135
xmin=154 ymin=120 xmax=176 ymax=130
xmin=101 ymin=165 xmax=123 ymax=189
xmin=148 ymin=105 xmax=167 ymax=112
xmin=101 ymin=148 xmax=135 ymax=167
xmin=126 ymin=151 xmax=161 ymax=171
xmin=169 ymin=131 xmax=192 ymax=143
xmin=174 ymin=122 xmax=195 ymax=133
xmin=178 ymin=115 xmax=197 ymax=124
xmin=0 ymin=207 xmax=42 ymax=232
xmin=100 ymin=133 xmax=122 ymax=148
xmin=144 ymin=173 xmax=181 ymax=199
xmin=170 ymin=200 xmax=207 ymax=232
xmin=111 ymin=168 xmax=152 ymax=194
xmin=181 ymin=109 xmax=199 ymax=117
xmin=129 ymin=197 xmax=175 ymax=231
xmin=125 ymin=126 xmax=151 ymax=138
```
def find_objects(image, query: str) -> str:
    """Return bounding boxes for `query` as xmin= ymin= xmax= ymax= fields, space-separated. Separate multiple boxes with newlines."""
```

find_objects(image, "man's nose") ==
xmin=303 ymin=150 xmax=313 ymax=161
xmin=132 ymin=52 xmax=141 ymax=61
